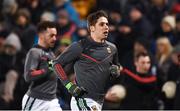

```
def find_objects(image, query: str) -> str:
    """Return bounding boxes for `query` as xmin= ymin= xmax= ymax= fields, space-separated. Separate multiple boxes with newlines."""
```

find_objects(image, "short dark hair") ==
xmin=37 ymin=21 xmax=57 ymax=33
xmin=87 ymin=10 xmax=108 ymax=27
xmin=135 ymin=52 xmax=150 ymax=61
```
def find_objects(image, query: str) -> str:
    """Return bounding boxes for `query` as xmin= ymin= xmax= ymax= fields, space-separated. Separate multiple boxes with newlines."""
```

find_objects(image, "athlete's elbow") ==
xmin=24 ymin=71 xmax=35 ymax=82
xmin=24 ymin=74 xmax=31 ymax=82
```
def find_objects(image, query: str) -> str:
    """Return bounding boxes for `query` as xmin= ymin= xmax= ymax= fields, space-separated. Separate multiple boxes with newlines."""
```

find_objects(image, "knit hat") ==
xmin=162 ymin=15 xmax=176 ymax=29
xmin=41 ymin=11 xmax=56 ymax=22
xmin=16 ymin=8 xmax=31 ymax=23
xmin=4 ymin=32 xmax=21 ymax=51
xmin=2 ymin=0 xmax=18 ymax=14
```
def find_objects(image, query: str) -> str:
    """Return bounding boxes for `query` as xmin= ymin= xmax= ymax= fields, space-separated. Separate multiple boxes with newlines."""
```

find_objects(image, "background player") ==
xmin=22 ymin=21 xmax=62 ymax=111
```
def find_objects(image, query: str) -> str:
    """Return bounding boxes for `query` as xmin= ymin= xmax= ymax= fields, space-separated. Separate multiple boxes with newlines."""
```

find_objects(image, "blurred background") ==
xmin=0 ymin=0 xmax=180 ymax=110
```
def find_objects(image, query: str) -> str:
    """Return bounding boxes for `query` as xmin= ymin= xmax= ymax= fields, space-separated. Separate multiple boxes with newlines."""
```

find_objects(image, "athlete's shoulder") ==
xmin=106 ymin=41 xmax=117 ymax=49
xmin=27 ymin=47 xmax=43 ymax=58
xmin=29 ymin=47 xmax=42 ymax=53
xmin=64 ymin=41 xmax=83 ymax=54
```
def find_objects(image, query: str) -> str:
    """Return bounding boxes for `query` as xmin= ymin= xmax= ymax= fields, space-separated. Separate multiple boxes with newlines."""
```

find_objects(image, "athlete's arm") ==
xmin=110 ymin=47 xmax=123 ymax=77
xmin=53 ymin=42 xmax=82 ymax=84
xmin=24 ymin=49 xmax=50 ymax=82
xmin=53 ymin=42 xmax=87 ymax=97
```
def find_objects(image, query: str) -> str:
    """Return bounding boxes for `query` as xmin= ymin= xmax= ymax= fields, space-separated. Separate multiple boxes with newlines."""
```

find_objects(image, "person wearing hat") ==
xmin=0 ymin=32 xmax=21 ymax=109
xmin=160 ymin=15 xmax=178 ymax=46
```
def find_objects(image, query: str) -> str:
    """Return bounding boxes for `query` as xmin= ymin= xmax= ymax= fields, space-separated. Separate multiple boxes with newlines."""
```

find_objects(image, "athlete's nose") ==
xmin=105 ymin=24 xmax=109 ymax=31
xmin=53 ymin=36 xmax=57 ymax=41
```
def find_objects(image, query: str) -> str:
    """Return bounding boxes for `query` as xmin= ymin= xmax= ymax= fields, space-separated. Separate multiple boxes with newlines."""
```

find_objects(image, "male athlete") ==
xmin=22 ymin=21 xmax=62 ymax=111
xmin=53 ymin=10 xmax=121 ymax=110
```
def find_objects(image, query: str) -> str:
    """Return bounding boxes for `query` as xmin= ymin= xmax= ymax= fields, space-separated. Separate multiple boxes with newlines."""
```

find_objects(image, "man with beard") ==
xmin=22 ymin=21 xmax=62 ymax=111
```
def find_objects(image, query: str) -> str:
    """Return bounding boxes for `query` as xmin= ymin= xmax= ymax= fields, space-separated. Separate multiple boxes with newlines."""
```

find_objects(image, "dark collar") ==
xmin=33 ymin=44 xmax=50 ymax=52
xmin=86 ymin=36 xmax=107 ymax=47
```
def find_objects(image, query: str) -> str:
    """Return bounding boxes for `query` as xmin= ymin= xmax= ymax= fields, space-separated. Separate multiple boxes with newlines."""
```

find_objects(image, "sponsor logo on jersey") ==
xmin=107 ymin=47 xmax=111 ymax=54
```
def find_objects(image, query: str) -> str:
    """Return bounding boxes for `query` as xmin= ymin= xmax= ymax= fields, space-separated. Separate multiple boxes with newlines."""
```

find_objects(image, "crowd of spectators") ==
xmin=0 ymin=0 xmax=179 ymax=110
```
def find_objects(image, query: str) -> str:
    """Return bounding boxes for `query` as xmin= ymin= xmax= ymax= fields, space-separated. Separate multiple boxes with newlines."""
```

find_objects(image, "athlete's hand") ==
xmin=39 ymin=56 xmax=53 ymax=73
xmin=65 ymin=82 xmax=88 ymax=98
xmin=109 ymin=65 xmax=122 ymax=77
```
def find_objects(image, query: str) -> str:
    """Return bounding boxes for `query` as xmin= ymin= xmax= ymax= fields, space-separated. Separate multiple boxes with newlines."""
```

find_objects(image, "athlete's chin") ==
xmin=49 ymin=44 xmax=55 ymax=48
xmin=101 ymin=35 xmax=108 ymax=39
xmin=103 ymin=36 xmax=108 ymax=40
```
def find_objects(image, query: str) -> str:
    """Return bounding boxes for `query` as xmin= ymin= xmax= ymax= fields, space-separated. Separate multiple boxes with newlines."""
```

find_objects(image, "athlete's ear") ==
xmin=90 ymin=26 xmax=95 ymax=32
xmin=38 ymin=32 xmax=44 ymax=40
xmin=134 ymin=59 xmax=138 ymax=67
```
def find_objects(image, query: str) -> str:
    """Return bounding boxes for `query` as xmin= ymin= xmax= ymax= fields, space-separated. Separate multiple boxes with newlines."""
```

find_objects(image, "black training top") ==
xmin=24 ymin=45 xmax=57 ymax=100
xmin=54 ymin=37 xmax=120 ymax=102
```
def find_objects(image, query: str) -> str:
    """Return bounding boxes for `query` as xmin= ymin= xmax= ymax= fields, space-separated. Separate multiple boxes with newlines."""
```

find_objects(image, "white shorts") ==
xmin=71 ymin=97 xmax=102 ymax=111
xmin=22 ymin=94 xmax=62 ymax=111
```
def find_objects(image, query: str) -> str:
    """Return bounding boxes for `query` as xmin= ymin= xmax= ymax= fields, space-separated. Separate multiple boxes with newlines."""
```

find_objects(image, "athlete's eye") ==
xmin=99 ymin=22 xmax=109 ymax=27
xmin=49 ymin=34 xmax=56 ymax=38
xmin=99 ymin=23 xmax=104 ymax=26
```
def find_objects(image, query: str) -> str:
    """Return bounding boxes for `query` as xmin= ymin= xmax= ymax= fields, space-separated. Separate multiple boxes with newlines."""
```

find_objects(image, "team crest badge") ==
xmin=107 ymin=47 xmax=111 ymax=54
xmin=91 ymin=105 xmax=98 ymax=111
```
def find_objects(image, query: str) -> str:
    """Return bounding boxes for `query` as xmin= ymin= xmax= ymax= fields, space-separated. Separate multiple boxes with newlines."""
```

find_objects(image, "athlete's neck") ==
xmin=90 ymin=35 xmax=105 ymax=43
xmin=38 ymin=41 xmax=48 ymax=49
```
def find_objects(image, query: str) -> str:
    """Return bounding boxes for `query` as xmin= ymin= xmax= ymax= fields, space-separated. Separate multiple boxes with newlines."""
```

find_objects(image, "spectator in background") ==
xmin=148 ymin=0 xmax=172 ymax=37
xmin=13 ymin=8 xmax=36 ymax=52
xmin=160 ymin=15 xmax=177 ymax=45
xmin=171 ymin=0 xmax=180 ymax=15
xmin=107 ymin=9 xmax=134 ymax=62
xmin=117 ymin=52 xmax=160 ymax=109
xmin=12 ymin=8 xmax=36 ymax=75
xmin=23 ymin=0 xmax=47 ymax=25
xmin=128 ymin=5 xmax=154 ymax=40
xmin=0 ymin=32 xmax=21 ymax=109
xmin=48 ymin=0 xmax=80 ymax=25
xmin=73 ymin=21 xmax=88 ymax=42
xmin=40 ymin=11 xmax=56 ymax=22
xmin=175 ymin=14 xmax=180 ymax=43
xmin=96 ymin=0 xmax=122 ymax=13
xmin=108 ymin=9 xmax=123 ymax=44
xmin=11 ymin=9 xmax=37 ymax=109
xmin=0 ymin=30 xmax=8 ymax=52
xmin=54 ymin=9 xmax=76 ymax=53
xmin=1 ymin=0 xmax=18 ymax=32
xmin=54 ymin=39 xmax=71 ymax=57
xmin=171 ymin=44 xmax=180 ymax=109
xmin=121 ymin=38 xmax=153 ymax=72
xmin=161 ymin=44 xmax=180 ymax=109
xmin=155 ymin=37 xmax=173 ymax=88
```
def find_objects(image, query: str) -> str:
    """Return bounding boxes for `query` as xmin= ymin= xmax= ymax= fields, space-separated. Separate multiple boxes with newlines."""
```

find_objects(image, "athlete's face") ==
xmin=135 ymin=56 xmax=151 ymax=74
xmin=43 ymin=28 xmax=57 ymax=48
xmin=91 ymin=16 xmax=109 ymax=40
